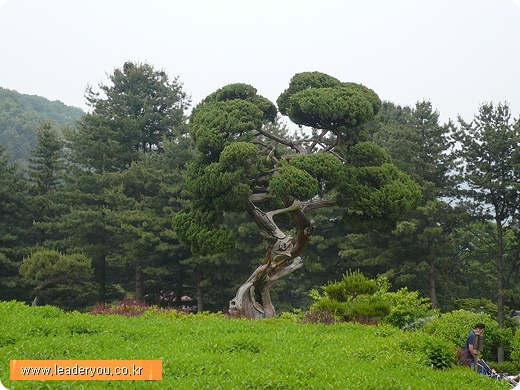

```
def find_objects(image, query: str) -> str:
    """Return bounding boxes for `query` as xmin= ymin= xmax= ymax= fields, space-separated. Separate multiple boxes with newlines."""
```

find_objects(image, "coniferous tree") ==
xmin=42 ymin=62 xmax=191 ymax=305
xmin=67 ymin=61 xmax=190 ymax=172
xmin=37 ymin=171 xmax=120 ymax=304
xmin=174 ymin=73 xmax=421 ymax=318
xmin=27 ymin=121 xmax=64 ymax=194
xmin=0 ymin=145 xmax=33 ymax=300
xmin=26 ymin=121 xmax=66 ymax=248
xmin=451 ymin=102 xmax=520 ymax=362
xmin=103 ymin=138 xmax=193 ymax=304
xmin=19 ymin=248 xmax=93 ymax=307
xmin=348 ymin=101 xmax=458 ymax=309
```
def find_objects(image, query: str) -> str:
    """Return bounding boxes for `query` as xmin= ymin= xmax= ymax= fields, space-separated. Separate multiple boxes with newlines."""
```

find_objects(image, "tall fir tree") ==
xmin=27 ymin=121 xmax=64 ymax=194
xmin=451 ymin=102 xmax=520 ymax=362
xmin=41 ymin=62 xmax=191 ymax=305
xmin=0 ymin=145 xmax=33 ymax=300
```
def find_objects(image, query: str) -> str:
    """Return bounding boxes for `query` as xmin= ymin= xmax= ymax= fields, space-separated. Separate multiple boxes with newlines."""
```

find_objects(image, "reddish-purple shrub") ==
xmin=455 ymin=347 xmax=470 ymax=367
xmin=352 ymin=315 xmax=381 ymax=326
xmin=90 ymin=299 xmax=149 ymax=316
xmin=304 ymin=310 xmax=337 ymax=325
xmin=89 ymin=299 xmax=194 ymax=317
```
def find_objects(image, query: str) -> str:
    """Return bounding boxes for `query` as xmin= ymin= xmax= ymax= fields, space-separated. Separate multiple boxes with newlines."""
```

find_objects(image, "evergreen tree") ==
xmin=174 ymin=73 xmax=421 ymax=318
xmin=27 ymin=121 xmax=64 ymax=194
xmin=349 ymin=101 xmax=458 ymax=309
xmin=66 ymin=61 xmax=190 ymax=172
xmin=451 ymin=102 xmax=520 ymax=362
xmin=0 ymin=146 xmax=33 ymax=300
xmin=37 ymin=171 xmax=120 ymax=304
xmin=103 ymin=138 xmax=192 ymax=304
xmin=19 ymin=248 xmax=93 ymax=307
xmin=41 ymin=62 xmax=191 ymax=305
xmin=26 ymin=121 xmax=66 ymax=248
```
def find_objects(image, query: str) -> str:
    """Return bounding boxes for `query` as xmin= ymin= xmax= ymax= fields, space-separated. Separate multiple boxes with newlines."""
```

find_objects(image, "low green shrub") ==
xmin=424 ymin=309 xmax=500 ymax=362
xmin=308 ymin=293 xmax=349 ymax=320
xmin=309 ymin=270 xmax=436 ymax=328
xmin=349 ymin=296 xmax=391 ymax=324
xmin=277 ymin=308 xmax=304 ymax=322
xmin=322 ymin=269 xmax=378 ymax=301
xmin=382 ymin=287 xmax=436 ymax=328
xmin=423 ymin=337 xmax=457 ymax=370
xmin=399 ymin=334 xmax=456 ymax=370
xmin=491 ymin=360 xmax=520 ymax=376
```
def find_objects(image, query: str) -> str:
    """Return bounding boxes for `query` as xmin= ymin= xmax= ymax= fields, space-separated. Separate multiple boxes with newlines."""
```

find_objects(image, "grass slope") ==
xmin=0 ymin=301 xmax=508 ymax=389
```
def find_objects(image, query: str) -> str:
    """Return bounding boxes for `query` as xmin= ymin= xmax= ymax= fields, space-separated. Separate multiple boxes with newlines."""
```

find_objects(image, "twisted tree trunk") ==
xmin=31 ymin=278 xmax=63 ymax=306
xmin=229 ymin=197 xmax=319 ymax=318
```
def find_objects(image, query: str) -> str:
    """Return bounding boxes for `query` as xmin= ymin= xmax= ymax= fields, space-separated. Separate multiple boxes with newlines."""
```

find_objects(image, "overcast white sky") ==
xmin=1 ymin=0 xmax=519 ymax=123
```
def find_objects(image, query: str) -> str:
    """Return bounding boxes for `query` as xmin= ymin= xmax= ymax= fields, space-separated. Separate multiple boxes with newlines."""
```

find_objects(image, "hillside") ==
xmin=0 ymin=87 xmax=84 ymax=163
xmin=0 ymin=301 xmax=509 ymax=389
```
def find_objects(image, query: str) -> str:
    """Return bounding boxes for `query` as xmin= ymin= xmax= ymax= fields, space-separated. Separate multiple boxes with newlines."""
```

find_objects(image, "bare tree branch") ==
xmin=256 ymin=126 xmax=307 ymax=154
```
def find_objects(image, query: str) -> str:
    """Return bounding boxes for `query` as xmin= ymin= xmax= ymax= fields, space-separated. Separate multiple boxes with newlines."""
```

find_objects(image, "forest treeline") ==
xmin=1 ymin=61 xmax=520 ymax=328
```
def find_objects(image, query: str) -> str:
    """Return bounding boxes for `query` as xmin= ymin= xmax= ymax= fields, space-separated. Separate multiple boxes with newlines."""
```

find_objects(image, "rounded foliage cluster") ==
xmin=338 ymin=164 xmax=421 ymax=231
xmin=344 ymin=141 xmax=391 ymax=167
xmin=173 ymin=209 xmax=235 ymax=256
xmin=288 ymin=153 xmax=344 ymax=193
xmin=383 ymin=287 xmax=434 ymax=329
xmin=190 ymin=99 xmax=263 ymax=159
xmin=19 ymin=249 xmax=92 ymax=283
xmin=196 ymin=83 xmax=277 ymax=122
xmin=277 ymin=71 xmax=381 ymax=131
xmin=268 ymin=161 xmax=319 ymax=200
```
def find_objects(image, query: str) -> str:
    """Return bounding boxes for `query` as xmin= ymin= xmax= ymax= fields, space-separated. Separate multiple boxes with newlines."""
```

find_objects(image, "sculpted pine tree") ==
xmin=174 ymin=72 xmax=421 ymax=318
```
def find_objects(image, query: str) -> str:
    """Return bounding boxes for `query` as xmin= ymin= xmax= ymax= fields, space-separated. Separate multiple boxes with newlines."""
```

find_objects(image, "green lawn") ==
xmin=0 ymin=301 xmax=509 ymax=389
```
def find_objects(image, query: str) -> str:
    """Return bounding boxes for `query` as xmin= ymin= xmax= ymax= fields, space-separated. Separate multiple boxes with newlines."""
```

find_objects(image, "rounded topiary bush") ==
xmin=309 ymin=295 xmax=349 ymax=320
xmin=424 ymin=310 xmax=500 ymax=362
xmin=349 ymin=296 xmax=391 ymax=324
xmin=309 ymin=271 xmax=436 ymax=327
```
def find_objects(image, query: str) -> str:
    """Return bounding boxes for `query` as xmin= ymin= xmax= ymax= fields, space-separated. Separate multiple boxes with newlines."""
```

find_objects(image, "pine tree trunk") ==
xmin=497 ymin=220 xmax=505 ymax=363
xmin=429 ymin=254 xmax=439 ymax=310
xmin=98 ymin=253 xmax=107 ymax=303
xmin=229 ymin=250 xmax=303 ymax=318
xmin=196 ymin=272 xmax=204 ymax=313
xmin=31 ymin=278 xmax=62 ymax=307
xmin=229 ymin=198 xmax=313 ymax=318
xmin=135 ymin=258 xmax=144 ymax=303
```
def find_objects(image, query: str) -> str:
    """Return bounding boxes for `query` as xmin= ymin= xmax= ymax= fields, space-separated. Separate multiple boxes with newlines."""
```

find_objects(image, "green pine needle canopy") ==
xmin=174 ymin=71 xmax=421 ymax=318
